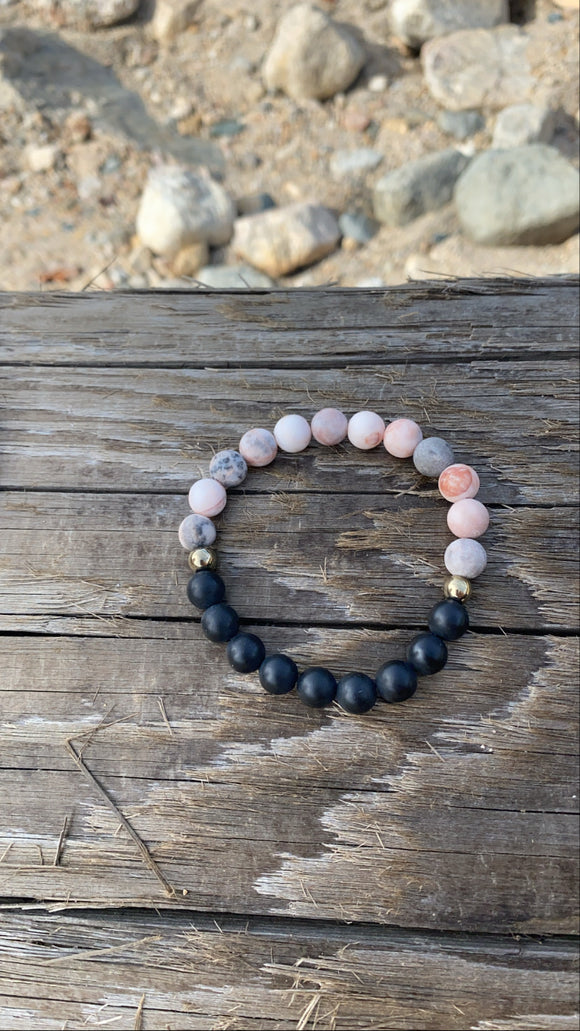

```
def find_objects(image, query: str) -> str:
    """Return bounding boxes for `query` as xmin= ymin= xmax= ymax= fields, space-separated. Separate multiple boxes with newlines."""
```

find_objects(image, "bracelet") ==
xmin=178 ymin=409 xmax=489 ymax=716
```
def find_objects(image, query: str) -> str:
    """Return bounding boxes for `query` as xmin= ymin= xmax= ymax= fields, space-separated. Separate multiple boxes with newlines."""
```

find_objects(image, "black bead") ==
xmin=259 ymin=654 xmax=298 ymax=695
xmin=428 ymin=599 xmax=469 ymax=641
xmin=375 ymin=660 xmax=418 ymax=703
xmin=407 ymin=633 xmax=448 ymax=676
xmin=297 ymin=667 xmax=337 ymax=709
xmin=201 ymin=603 xmax=239 ymax=643
xmin=336 ymin=673 xmax=377 ymax=714
xmin=227 ymin=632 xmax=266 ymax=673
xmin=187 ymin=570 xmax=225 ymax=611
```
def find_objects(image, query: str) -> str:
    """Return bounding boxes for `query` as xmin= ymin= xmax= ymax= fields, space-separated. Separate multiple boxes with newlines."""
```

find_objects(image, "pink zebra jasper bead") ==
xmin=439 ymin=464 xmax=480 ymax=502
xmin=274 ymin=414 xmax=312 ymax=453
xmin=348 ymin=410 xmax=386 ymax=450
xmin=178 ymin=513 xmax=216 ymax=550
xmin=447 ymin=498 xmax=489 ymax=539
xmin=311 ymin=407 xmax=348 ymax=446
xmin=239 ymin=428 xmax=278 ymax=467
xmin=384 ymin=418 xmax=423 ymax=458
xmin=445 ymin=538 xmax=487 ymax=578
xmin=188 ymin=477 xmax=227 ymax=517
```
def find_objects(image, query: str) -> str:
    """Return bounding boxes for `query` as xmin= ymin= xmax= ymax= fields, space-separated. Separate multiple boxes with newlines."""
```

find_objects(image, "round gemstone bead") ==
xmin=444 ymin=538 xmax=487 ymax=579
xmin=186 ymin=569 xmax=226 ymax=610
xmin=311 ymin=407 xmax=348 ymax=446
xmin=189 ymin=478 xmax=227 ymax=518
xmin=375 ymin=660 xmax=417 ymax=703
xmin=428 ymin=599 xmax=469 ymax=641
xmin=227 ymin=632 xmax=266 ymax=673
xmin=413 ymin=437 xmax=455 ymax=478
xmin=347 ymin=410 xmax=386 ymax=450
xmin=188 ymin=547 xmax=217 ymax=572
xmin=274 ymin=413 xmax=312 ymax=453
xmin=209 ymin=449 xmax=247 ymax=488
xmin=178 ymin=513 xmax=216 ymax=551
xmin=259 ymin=654 xmax=299 ymax=695
xmin=200 ymin=603 xmax=239 ymax=643
xmin=447 ymin=498 xmax=490 ymax=539
xmin=239 ymin=428 xmax=278 ymax=467
xmin=297 ymin=667 xmax=337 ymax=708
xmin=384 ymin=418 xmax=423 ymax=459
xmin=438 ymin=463 xmax=480 ymax=502
xmin=336 ymin=673 xmax=377 ymax=714
xmin=443 ymin=575 xmax=472 ymax=602
xmin=407 ymin=633 xmax=448 ymax=675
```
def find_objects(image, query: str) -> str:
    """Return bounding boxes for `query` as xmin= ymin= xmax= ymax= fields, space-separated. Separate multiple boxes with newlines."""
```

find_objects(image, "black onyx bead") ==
xmin=259 ymin=654 xmax=298 ymax=695
xmin=407 ymin=633 xmax=448 ymax=676
xmin=201 ymin=603 xmax=239 ymax=643
xmin=428 ymin=598 xmax=469 ymax=641
xmin=336 ymin=673 xmax=377 ymax=714
xmin=375 ymin=660 xmax=418 ymax=703
xmin=297 ymin=667 xmax=337 ymax=709
xmin=187 ymin=570 xmax=225 ymax=611
xmin=227 ymin=632 xmax=266 ymax=673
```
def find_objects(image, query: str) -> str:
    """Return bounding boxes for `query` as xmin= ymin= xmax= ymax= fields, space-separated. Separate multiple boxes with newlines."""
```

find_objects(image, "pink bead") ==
xmin=348 ymin=410 xmax=386 ymax=450
xmin=188 ymin=477 xmax=227 ymax=518
xmin=239 ymin=427 xmax=278 ymax=467
xmin=311 ymin=407 xmax=348 ymax=446
xmin=274 ymin=414 xmax=312 ymax=453
xmin=447 ymin=498 xmax=489 ymax=539
xmin=439 ymin=464 xmax=480 ymax=502
xmin=445 ymin=538 xmax=487 ymax=578
xmin=384 ymin=418 xmax=423 ymax=458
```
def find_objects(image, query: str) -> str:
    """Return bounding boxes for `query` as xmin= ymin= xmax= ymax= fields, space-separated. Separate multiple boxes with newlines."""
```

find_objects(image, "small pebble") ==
xmin=348 ymin=410 xmax=386 ymax=450
xmin=413 ymin=436 xmax=455 ymax=477
xmin=178 ymin=513 xmax=216 ymax=550
xmin=209 ymin=449 xmax=248 ymax=488
xmin=438 ymin=464 xmax=480 ymax=502
xmin=368 ymin=74 xmax=388 ymax=93
xmin=444 ymin=538 xmax=487 ymax=579
xmin=188 ymin=477 xmax=227 ymax=517
xmin=274 ymin=413 xmax=312 ymax=453
xmin=239 ymin=427 xmax=278 ymax=467
xmin=384 ymin=418 xmax=423 ymax=459
xmin=338 ymin=211 xmax=379 ymax=245
xmin=311 ymin=407 xmax=348 ymax=445
xmin=447 ymin=498 xmax=490 ymax=539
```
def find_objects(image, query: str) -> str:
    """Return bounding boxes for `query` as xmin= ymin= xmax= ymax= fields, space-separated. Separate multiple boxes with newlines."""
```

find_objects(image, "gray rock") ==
xmin=232 ymin=202 xmax=341 ymax=277
xmin=195 ymin=264 xmax=276 ymax=289
xmin=437 ymin=109 xmax=484 ymax=140
xmin=338 ymin=211 xmax=379 ymax=244
xmin=373 ymin=148 xmax=470 ymax=227
xmin=236 ymin=192 xmax=276 ymax=217
xmin=136 ymin=165 xmax=235 ymax=258
xmin=263 ymin=3 xmax=365 ymax=101
xmin=33 ymin=0 xmax=141 ymax=28
xmin=455 ymin=144 xmax=580 ymax=245
xmin=422 ymin=26 xmax=534 ymax=111
xmin=330 ymin=148 xmax=383 ymax=178
xmin=492 ymin=103 xmax=555 ymax=149
xmin=390 ymin=0 xmax=508 ymax=49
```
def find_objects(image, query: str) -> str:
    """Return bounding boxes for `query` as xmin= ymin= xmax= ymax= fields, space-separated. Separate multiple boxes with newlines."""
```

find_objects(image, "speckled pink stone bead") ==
xmin=188 ymin=477 xmax=227 ymax=518
xmin=239 ymin=427 xmax=278 ymax=467
xmin=439 ymin=464 xmax=480 ymax=502
xmin=311 ymin=407 xmax=348 ymax=446
xmin=178 ymin=513 xmax=216 ymax=550
xmin=348 ymin=410 xmax=386 ymax=450
xmin=447 ymin=498 xmax=489 ymax=539
xmin=445 ymin=538 xmax=487 ymax=578
xmin=274 ymin=414 xmax=312 ymax=453
xmin=384 ymin=418 xmax=423 ymax=458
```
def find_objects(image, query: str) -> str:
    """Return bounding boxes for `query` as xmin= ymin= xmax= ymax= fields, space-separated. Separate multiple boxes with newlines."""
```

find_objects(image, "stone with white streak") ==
xmin=390 ymin=0 xmax=509 ymax=49
xmin=136 ymin=165 xmax=235 ymax=258
xmin=232 ymin=203 xmax=341 ymax=277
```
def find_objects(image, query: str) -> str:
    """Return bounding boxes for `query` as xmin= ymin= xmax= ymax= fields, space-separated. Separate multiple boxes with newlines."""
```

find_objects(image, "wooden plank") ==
xmin=0 ymin=912 xmax=578 ymax=1031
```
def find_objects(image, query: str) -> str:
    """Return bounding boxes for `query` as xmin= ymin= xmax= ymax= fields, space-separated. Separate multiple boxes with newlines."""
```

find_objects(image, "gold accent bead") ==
xmin=188 ymin=547 xmax=217 ymax=572
xmin=443 ymin=575 xmax=472 ymax=602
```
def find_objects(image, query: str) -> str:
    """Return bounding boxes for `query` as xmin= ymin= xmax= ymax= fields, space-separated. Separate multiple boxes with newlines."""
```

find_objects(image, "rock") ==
xmin=23 ymin=143 xmax=59 ymax=172
xmin=373 ymin=148 xmax=470 ymax=226
xmin=62 ymin=112 xmax=92 ymax=144
xmin=263 ymin=3 xmax=366 ymax=101
xmin=171 ymin=241 xmax=209 ymax=277
xmin=232 ymin=202 xmax=341 ymax=277
xmin=437 ymin=109 xmax=484 ymax=140
xmin=390 ymin=0 xmax=508 ymax=49
xmin=338 ymin=211 xmax=379 ymax=244
xmin=33 ymin=0 xmax=141 ymax=28
xmin=150 ymin=0 xmax=201 ymax=43
xmin=195 ymin=264 xmax=276 ymax=288
xmin=330 ymin=148 xmax=383 ymax=178
xmin=236 ymin=192 xmax=276 ymax=216
xmin=422 ymin=26 xmax=534 ymax=111
xmin=454 ymin=144 xmax=580 ymax=245
xmin=136 ymin=165 xmax=235 ymax=257
xmin=342 ymin=106 xmax=371 ymax=132
xmin=492 ymin=103 xmax=555 ymax=149
xmin=368 ymin=74 xmax=388 ymax=92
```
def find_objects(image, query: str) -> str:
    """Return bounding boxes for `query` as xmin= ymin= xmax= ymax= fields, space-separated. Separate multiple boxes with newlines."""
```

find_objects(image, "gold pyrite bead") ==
xmin=188 ymin=547 xmax=218 ymax=572
xmin=443 ymin=575 xmax=472 ymax=603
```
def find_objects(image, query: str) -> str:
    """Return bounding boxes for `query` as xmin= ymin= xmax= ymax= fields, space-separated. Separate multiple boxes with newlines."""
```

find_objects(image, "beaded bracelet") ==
xmin=178 ymin=409 xmax=489 ymax=715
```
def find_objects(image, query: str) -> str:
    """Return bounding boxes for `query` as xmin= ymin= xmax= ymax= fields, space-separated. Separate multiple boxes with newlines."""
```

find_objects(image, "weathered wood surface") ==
xmin=0 ymin=280 xmax=578 ymax=1029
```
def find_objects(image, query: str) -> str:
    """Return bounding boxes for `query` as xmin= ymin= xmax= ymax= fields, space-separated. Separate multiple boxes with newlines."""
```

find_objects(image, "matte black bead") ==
xmin=187 ymin=570 xmax=226 ymax=611
xmin=428 ymin=598 xmax=469 ymax=641
xmin=375 ymin=660 xmax=418 ymax=703
xmin=336 ymin=673 xmax=377 ymax=714
xmin=201 ymin=603 xmax=239 ymax=643
xmin=297 ymin=667 xmax=337 ymax=709
xmin=407 ymin=633 xmax=448 ymax=676
xmin=259 ymin=654 xmax=298 ymax=695
xmin=227 ymin=632 xmax=266 ymax=673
